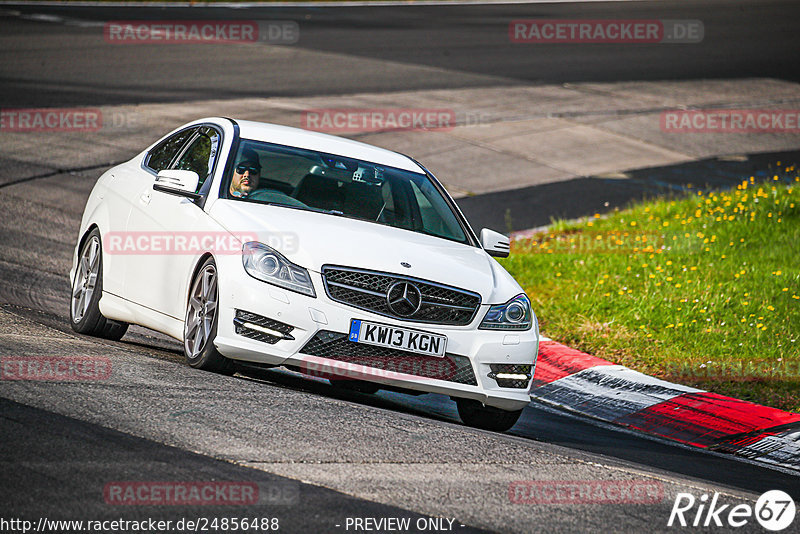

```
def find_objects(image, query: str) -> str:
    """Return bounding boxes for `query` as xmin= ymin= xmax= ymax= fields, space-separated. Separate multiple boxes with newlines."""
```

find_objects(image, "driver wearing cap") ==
xmin=229 ymin=148 xmax=262 ymax=198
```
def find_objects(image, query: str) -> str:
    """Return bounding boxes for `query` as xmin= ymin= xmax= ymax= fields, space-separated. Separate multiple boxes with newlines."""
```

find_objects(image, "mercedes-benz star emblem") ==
xmin=386 ymin=282 xmax=422 ymax=317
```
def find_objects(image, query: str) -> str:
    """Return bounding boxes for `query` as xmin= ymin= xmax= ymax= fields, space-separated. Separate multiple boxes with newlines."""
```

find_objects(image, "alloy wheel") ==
xmin=185 ymin=264 xmax=219 ymax=358
xmin=71 ymin=235 xmax=100 ymax=323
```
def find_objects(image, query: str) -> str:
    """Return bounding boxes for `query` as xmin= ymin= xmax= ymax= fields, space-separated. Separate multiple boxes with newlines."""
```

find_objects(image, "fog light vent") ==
xmin=234 ymin=309 xmax=294 ymax=344
xmin=488 ymin=364 xmax=532 ymax=389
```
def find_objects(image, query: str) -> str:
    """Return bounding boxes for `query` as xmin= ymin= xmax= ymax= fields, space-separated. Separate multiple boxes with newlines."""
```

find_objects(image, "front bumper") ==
xmin=212 ymin=255 xmax=538 ymax=411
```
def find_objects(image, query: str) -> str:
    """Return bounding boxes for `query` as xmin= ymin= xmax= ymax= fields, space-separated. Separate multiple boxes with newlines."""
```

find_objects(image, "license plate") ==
xmin=348 ymin=319 xmax=447 ymax=357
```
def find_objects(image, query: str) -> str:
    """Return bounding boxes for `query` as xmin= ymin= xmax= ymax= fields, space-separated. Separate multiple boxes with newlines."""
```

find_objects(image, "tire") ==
xmin=184 ymin=257 xmax=234 ymax=375
xmin=70 ymin=228 xmax=129 ymax=341
xmin=456 ymin=399 xmax=523 ymax=432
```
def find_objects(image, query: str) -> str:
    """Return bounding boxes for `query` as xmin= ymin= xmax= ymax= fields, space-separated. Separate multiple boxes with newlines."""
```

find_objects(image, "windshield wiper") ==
xmin=255 ymin=201 xmax=319 ymax=213
xmin=256 ymin=201 xmax=377 ymax=223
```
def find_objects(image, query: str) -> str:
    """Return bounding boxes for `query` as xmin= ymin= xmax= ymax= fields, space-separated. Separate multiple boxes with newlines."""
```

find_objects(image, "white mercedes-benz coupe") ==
xmin=70 ymin=117 xmax=539 ymax=431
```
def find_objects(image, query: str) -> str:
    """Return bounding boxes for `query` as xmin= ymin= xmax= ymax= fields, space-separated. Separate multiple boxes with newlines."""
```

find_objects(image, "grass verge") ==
xmin=502 ymin=164 xmax=800 ymax=412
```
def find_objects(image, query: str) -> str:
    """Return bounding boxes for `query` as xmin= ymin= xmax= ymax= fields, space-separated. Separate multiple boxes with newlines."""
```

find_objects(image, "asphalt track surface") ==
xmin=0 ymin=0 xmax=798 ymax=107
xmin=1 ymin=1 xmax=800 ymax=532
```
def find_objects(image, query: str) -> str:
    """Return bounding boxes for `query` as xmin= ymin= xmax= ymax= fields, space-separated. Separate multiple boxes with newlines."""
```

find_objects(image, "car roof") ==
xmin=233 ymin=119 xmax=424 ymax=173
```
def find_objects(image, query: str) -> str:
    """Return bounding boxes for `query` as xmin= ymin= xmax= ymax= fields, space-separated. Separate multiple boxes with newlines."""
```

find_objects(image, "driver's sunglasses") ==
xmin=235 ymin=164 xmax=260 ymax=175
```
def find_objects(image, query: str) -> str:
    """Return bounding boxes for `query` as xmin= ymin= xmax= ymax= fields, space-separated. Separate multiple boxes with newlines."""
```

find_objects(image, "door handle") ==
xmin=139 ymin=191 xmax=151 ymax=205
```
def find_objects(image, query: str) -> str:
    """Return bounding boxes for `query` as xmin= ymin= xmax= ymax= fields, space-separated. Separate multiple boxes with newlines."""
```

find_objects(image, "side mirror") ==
xmin=153 ymin=170 xmax=201 ymax=200
xmin=480 ymin=228 xmax=511 ymax=258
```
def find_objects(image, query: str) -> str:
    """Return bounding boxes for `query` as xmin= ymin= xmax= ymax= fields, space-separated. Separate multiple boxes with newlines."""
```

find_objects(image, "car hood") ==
xmin=208 ymin=200 xmax=520 ymax=301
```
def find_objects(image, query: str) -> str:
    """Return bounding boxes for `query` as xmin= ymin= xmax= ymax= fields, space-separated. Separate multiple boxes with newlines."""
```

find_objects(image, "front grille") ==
xmin=300 ymin=331 xmax=477 ymax=386
xmin=488 ymin=364 xmax=532 ymax=389
xmin=322 ymin=266 xmax=481 ymax=326
xmin=234 ymin=310 xmax=294 ymax=344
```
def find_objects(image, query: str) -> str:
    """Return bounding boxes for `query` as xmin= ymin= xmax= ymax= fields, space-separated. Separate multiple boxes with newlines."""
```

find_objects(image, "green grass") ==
xmin=502 ymin=165 xmax=800 ymax=412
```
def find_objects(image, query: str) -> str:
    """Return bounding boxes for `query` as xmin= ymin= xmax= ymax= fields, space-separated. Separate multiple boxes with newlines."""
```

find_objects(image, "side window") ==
xmin=145 ymin=128 xmax=197 ymax=172
xmin=173 ymin=127 xmax=221 ymax=192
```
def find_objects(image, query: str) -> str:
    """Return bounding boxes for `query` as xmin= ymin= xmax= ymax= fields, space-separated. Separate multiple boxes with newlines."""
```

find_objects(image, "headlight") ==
xmin=242 ymin=242 xmax=316 ymax=297
xmin=479 ymin=294 xmax=532 ymax=330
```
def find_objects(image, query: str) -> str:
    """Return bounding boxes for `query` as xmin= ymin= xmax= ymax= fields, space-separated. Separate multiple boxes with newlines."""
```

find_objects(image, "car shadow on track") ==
xmin=7 ymin=301 xmax=798 ymax=496
xmin=235 ymin=364 xmax=464 ymax=426
xmin=235 ymin=364 xmax=800 ymax=497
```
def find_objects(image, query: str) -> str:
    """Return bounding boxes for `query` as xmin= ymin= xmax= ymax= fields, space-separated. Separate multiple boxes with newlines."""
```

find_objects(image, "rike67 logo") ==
xmin=668 ymin=490 xmax=795 ymax=531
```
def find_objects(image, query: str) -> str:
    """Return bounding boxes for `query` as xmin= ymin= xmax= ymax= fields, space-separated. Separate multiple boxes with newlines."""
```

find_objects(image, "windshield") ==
xmin=222 ymin=139 xmax=469 ymax=244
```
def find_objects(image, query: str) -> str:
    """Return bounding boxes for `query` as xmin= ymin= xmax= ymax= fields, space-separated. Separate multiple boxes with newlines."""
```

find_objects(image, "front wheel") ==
xmin=184 ymin=257 xmax=234 ymax=375
xmin=70 ymin=228 xmax=128 ymax=340
xmin=456 ymin=399 xmax=523 ymax=432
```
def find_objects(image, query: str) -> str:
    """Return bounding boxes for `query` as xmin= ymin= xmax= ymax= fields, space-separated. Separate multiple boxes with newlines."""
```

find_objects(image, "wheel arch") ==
xmin=185 ymin=252 xmax=216 ymax=309
xmin=72 ymin=198 xmax=112 ymax=284
xmin=77 ymin=224 xmax=101 ymax=258
xmin=71 ymin=223 xmax=102 ymax=286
